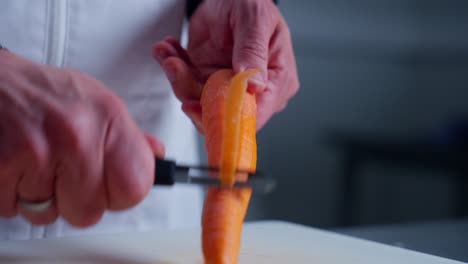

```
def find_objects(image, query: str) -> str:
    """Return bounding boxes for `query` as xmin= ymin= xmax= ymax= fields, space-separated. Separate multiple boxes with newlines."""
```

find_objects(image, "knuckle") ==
xmin=61 ymin=102 xmax=115 ymax=154
xmin=64 ymin=68 xmax=93 ymax=85
xmin=118 ymin=177 xmax=149 ymax=208
xmin=60 ymin=105 xmax=92 ymax=153
xmin=65 ymin=70 xmax=126 ymax=122
xmin=240 ymin=41 xmax=268 ymax=64
xmin=107 ymin=157 xmax=153 ymax=210
xmin=96 ymin=91 xmax=128 ymax=124
xmin=4 ymin=124 xmax=49 ymax=169
xmin=243 ymin=0 xmax=261 ymax=10
xmin=26 ymin=135 xmax=49 ymax=170
xmin=57 ymin=99 xmax=123 ymax=157
xmin=241 ymin=0 xmax=277 ymax=28
xmin=243 ymin=0 xmax=267 ymax=16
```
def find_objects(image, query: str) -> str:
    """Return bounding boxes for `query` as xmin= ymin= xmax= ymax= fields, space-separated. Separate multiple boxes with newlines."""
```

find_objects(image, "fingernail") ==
xmin=248 ymin=78 xmax=266 ymax=93
xmin=246 ymin=68 xmax=266 ymax=88
xmin=253 ymin=72 xmax=266 ymax=84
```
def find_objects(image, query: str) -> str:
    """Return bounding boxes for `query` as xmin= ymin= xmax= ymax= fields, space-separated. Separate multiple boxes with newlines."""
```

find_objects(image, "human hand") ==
xmin=0 ymin=51 xmax=164 ymax=227
xmin=153 ymin=0 xmax=299 ymax=131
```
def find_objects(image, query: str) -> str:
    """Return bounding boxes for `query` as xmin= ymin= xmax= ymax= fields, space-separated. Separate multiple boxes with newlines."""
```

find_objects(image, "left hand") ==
xmin=153 ymin=0 xmax=299 ymax=131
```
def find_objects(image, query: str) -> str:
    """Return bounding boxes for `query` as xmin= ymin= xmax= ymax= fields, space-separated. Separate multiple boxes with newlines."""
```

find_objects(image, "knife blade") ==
xmin=154 ymin=158 xmax=276 ymax=194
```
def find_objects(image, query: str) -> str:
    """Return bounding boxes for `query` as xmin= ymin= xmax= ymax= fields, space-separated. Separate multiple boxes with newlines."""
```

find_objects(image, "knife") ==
xmin=154 ymin=158 xmax=276 ymax=194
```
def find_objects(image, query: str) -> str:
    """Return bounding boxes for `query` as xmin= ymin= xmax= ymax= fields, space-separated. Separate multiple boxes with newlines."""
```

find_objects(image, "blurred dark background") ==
xmin=235 ymin=0 xmax=468 ymax=228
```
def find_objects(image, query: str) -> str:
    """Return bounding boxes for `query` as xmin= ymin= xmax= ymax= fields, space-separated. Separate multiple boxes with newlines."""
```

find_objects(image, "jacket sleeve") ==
xmin=186 ymin=0 xmax=278 ymax=19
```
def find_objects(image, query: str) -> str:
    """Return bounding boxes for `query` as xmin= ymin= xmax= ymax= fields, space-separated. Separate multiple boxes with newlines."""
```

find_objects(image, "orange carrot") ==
xmin=200 ymin=69 xmax=258 ymax=264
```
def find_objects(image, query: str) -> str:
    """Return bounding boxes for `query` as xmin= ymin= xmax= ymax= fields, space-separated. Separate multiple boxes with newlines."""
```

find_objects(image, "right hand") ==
xmin=0 ymin=50 xmax=164 ymax=227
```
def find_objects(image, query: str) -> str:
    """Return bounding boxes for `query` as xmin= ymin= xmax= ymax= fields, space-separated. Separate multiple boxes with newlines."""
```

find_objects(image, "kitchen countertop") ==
xmin=333 ymin=217 xmax=468 ymax=263
xmin=0 ymin=220 xmax=463 ymax=264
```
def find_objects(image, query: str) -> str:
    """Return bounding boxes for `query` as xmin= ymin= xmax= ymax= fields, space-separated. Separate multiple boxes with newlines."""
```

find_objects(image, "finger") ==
xmin=103 ymin=110 xmax=154 ymax=211
xmin=269 ymin=20 xmax=300 ymax=100
xmin=0 ymin=166 xmax=18 ymax=217
xmin=56 ymin=158 xmax=105 ymax=228
xmin=255 ymin=69 xmax=295 ymax=131
xmin=154 ymin=37 xmax=198 ymax=71
xmin=181 ymin=100 xmax=204 ymax=134
xmin=16 ymin=128 xmax=58 ymax=225
xmin=161 ymin=57 xmax=202 ymax=102
xmin=232 ymin=1 xmax=276 ymax=92
xmin=50 ymin=107 xmax=106 ymax=228
xmin=255 ymin=19 xmax=300 ymax=131
xmin=255 ymin=89 xmax=277 ymax=131
xmin=18 ymin=199 xmax=58 ymax=226
xmin=153 ymin=38 xmax=179 ymax=64
xmin=153 ymin=39 xmax=203 ymax=102
xmin=144 ymin=132 xmax=166 ymax=158
xmin=0 ymin=117 xmax=23 ymax=218
xmin=165 ymin=37 xmax=197 ymax=69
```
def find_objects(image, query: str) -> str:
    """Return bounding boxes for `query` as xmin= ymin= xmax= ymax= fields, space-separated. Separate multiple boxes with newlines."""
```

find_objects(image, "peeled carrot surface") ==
xmin=200 ymin=69 xmax=258 ymax=264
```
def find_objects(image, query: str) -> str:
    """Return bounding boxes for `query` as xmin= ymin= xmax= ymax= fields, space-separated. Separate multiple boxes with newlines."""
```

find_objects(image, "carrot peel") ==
xmin=220 ymin=69 xmax=259 ymax=186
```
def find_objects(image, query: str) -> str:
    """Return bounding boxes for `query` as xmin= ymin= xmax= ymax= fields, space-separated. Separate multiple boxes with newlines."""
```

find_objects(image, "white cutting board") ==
xmin=0 ymin=221 xmax=462 ymax=264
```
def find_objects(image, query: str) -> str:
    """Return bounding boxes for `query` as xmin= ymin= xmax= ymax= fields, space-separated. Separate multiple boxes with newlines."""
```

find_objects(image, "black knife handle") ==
xmin=154 ymin=158 xmax=176 ymax=185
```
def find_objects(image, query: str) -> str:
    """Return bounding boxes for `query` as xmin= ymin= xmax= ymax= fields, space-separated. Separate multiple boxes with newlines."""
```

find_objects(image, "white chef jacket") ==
xmin=0 ymin=0 xmax=203 ymax=240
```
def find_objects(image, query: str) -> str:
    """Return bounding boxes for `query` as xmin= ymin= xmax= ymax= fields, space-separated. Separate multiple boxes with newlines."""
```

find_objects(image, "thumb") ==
xmin=232 ymin=5 xmax=273 ymax=93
